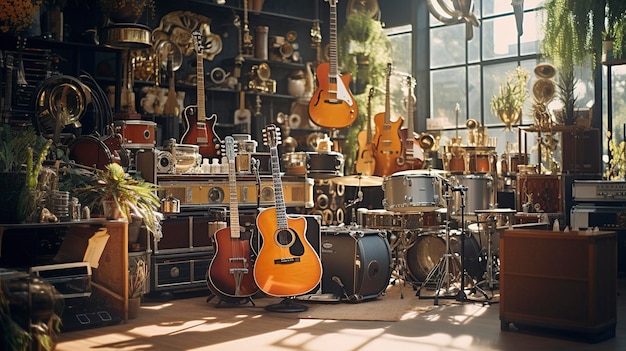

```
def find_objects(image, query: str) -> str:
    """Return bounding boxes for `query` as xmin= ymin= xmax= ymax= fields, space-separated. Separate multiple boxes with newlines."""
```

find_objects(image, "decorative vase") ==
xmin=497 ymin=110 xmax=521 ymax=131
xmin=602 ymin=40 xmax=614 ymax=62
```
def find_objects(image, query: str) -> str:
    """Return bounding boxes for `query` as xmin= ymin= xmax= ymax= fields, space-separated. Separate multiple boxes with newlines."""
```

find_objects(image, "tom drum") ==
xmin=450 ymin=174 xmax=494 ymax=217
xmin=382 ymin=171 xmax=443 ymax=213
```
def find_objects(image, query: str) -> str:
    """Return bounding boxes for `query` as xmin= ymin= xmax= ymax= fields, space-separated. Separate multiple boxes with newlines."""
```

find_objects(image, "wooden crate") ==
xmin=517 ymin=174 xmax=562 ymax=214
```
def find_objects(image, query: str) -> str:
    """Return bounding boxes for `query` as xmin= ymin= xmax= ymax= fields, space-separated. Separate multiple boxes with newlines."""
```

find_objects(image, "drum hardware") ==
xmin=332 ymin=174 xmax=383 ymax=187
xmin=416 ymin=178 xmax=489 ymax=305
xmin=473 ymin=209 xmax=515 ymax=294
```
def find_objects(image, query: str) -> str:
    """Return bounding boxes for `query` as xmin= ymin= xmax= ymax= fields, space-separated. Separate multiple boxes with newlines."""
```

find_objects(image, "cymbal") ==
xmin=332 ymin=175 xmax=384 ymax=187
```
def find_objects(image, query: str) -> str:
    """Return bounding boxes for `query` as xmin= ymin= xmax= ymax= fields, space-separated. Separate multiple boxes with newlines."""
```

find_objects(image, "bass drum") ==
xmin=68 ymin=135 xmax=120 ymax=170
xmin=320 ymin=227 xmax=392 ymax=302
xmin=405 ymin=230 xmax=485 ymax=283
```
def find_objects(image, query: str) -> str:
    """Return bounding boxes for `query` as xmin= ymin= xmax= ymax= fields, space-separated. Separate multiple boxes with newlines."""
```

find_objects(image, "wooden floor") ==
xmin=56 ymin=279 xmax=626 ymax=351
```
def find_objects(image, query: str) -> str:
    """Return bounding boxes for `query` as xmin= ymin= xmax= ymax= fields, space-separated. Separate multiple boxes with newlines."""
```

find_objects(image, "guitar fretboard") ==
xmin=328 ymin=2 xmax=338 ymax=99
xmin=196 ymin=51 xmax=206 ymax=123
xmin=228 ymin=158 xmax=240 ymax=238
xmin=269 ymin=146 xmax=288 ymax=229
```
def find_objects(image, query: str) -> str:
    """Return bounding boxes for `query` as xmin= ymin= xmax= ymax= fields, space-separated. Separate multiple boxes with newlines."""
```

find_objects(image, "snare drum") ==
xmin=405 ymin=230 xmax=484 ymax=282
xmin=113 ymin=120 xmax=156 ymax=148
xmin=382 ymin=171 xmax=443 ymax=212
xmin=450 ymin=174 xmax=494 ymax=217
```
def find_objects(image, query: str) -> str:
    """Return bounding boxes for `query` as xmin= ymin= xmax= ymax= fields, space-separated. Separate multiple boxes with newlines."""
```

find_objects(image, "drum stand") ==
xmin=389 ymin=229 xmax=418 ymax=299
xmin=416 ymin=190 xmax=461 ymax=304
xmin=478 ymin=215 xmax=499 ymax=291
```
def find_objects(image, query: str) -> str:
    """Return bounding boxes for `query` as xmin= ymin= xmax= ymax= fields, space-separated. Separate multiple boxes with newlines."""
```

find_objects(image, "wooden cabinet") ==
xmin=499 ymin=229 xmax=617 ymax=342
xmin=0 ymin=220 xmax=130 ymax=322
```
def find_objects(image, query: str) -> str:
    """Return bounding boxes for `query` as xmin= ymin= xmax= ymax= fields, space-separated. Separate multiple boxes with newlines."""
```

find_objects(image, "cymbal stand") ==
xmin=389 ymin=227 xmax=417 ymax=299
xmin=346 ymin=174 xmax=364 ymax=227
xmin=416 ymin=187 xmax=460 ymax=305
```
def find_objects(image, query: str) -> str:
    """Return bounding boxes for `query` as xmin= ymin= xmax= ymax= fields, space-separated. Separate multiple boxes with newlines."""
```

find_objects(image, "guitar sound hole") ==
xmin=276 ymin=229 xmax=305 ymax=256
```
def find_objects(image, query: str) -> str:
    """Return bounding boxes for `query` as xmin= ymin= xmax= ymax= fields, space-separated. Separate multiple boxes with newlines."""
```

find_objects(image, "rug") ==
xmin=292 ymin=283 xmax=459 ymax=322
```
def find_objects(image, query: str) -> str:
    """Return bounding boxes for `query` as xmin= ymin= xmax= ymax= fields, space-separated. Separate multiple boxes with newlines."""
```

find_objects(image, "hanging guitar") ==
xmin=163 ymin=51 xmax=179 ymax=117
xmin=398 ymin=75 xmax=424 ymax=170
xmin=182 ymin=30 xmax=221 ymax=158
xmin=372 ymin=63 xmax=404 ymax=177
xmin=308 ymin=0 xmax=358 ymax=129
xmin=206 ymin=136 xmax=259 ymax=301
xmin=354 ymin=86 xmax=376 ymax=176
xmin=253 ymin=124 xmax=323 ymax=297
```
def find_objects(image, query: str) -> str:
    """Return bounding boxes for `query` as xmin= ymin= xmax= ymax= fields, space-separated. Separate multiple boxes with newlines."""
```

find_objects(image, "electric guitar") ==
xmin=206 ymin=136 xmax=259 ymax=299
xmin=182 ymin=30 xmax=221 ymax=157
xmin=308 ymin=0 xmax=358 ymax=129
xmin=253 ymin=124 xmax=323 ymax=297
xmin=398 ymin=75 xmax=424 ymax=170
xmin=354 ymin=86 xmax=376 ymax=176
xmin=373 ymin=63 xmax=404 ymax=177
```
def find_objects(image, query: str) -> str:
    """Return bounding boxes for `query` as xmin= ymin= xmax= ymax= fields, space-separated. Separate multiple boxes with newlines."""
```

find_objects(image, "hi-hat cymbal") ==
xmin=332 ymin=175 xmax=384 ymax=187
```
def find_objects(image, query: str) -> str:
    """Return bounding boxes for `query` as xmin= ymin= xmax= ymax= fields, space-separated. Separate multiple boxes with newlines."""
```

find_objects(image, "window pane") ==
xmin=482 ymin=15 xmax=519 ymax=60
xmin=482 ymin=0 xmax=545 ymax=17
xmin=429 ymin=67 xmax=466 ymax=129
xmin=430 ymin=23 xmax=467 ymax=68
xmin=520 ymin=9 xmax=543 ymax=55
xmin=468 ymin=64 xmax=482 ymax=121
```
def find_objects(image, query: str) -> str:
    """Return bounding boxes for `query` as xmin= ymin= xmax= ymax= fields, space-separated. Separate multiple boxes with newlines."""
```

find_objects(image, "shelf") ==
xmin=187 ymin=0 xmax=318 ymax=23
xmin=602 ymin=59 xmax=626 ymax=66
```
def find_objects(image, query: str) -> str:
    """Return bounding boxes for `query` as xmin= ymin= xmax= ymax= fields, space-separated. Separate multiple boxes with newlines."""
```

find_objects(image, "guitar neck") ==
xmin=384 ymin=64 xmax=391 ymax=125
xmin=269 ymin=146 xmax=288 ymax=229
xmin=196 ymin=53 xmax=206 ymax=122
xmin=228 ymin=158 xmax=240 ymax=238
xmin=328 ymin=4 xmax=338 ymax=79
xmin=366 ymin=87 xmax=374 ymax=144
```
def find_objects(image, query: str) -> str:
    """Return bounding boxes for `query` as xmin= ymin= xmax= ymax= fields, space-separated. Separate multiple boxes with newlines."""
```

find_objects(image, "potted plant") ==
xmin=490 ymin=66 xmax=530 ymax=131
xmin=127 ymin=256 xmax=148 ymax=318
xmin=74 ymin=163 xmax=163 ymax=240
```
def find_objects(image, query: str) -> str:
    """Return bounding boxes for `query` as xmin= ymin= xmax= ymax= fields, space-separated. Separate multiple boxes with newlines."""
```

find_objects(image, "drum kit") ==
xmin=331 ymin=167 xmax=511 ymax=304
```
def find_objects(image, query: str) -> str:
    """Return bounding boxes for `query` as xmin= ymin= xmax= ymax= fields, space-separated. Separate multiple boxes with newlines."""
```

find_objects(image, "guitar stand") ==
xmin=207 ymin=293 xmax=256 ymax=307
xmin=265 ymin=297 xmax=308 ymax=313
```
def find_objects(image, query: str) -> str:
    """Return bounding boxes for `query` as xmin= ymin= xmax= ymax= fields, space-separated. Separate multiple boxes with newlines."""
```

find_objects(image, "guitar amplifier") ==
xmin=155 ymin=213 xmax=216 ymax=254
xmin=158 ymin=176 xmax=313 ymax=208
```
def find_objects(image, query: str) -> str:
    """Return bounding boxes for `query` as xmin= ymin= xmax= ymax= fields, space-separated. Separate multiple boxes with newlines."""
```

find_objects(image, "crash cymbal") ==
xmin=332 ymin=175 xmax=384 ymax=187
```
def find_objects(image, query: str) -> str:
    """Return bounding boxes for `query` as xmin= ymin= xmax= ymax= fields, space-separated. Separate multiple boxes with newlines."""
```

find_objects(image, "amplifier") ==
xmin=570 ymin=205 xmax=626 ymax=230
xmin=517 ymin=174 xmax=562 ymax=213
xmin=572 ymin=180 xmax=626 ymax=203
xmin=158 ymin=177 xmax=314 ymax=208
xmin=151 ymin=251 xmax=213 ymax=293
xmin=155 ymin=214 xmax=216 ymax=254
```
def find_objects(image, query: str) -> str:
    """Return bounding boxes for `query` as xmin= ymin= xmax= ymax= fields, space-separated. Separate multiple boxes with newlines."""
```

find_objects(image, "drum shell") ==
xmin=320 ymin=228 xmax=392 ymax=301
xmin=405 ymin=231 xmax=484 ymax=282
xmin=114 ymin=120 xmax=156 ymax=148
xmin=382 ymin=172 xmax=443 ymax=212
xmin=364 ymin=209 xmax=439 ymax=231
xmin=306 ymin=152 xmax=344 ymax=178
xmin=450 ymin=174 xmax=494 ymax=216
xmin=68 ymin=135 xmax=118 ymax=170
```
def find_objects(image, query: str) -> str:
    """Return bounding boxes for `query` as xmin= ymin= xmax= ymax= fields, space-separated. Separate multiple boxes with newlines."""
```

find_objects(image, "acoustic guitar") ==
xmin=206 ymin=136 xmax=259 ymax=300
xmin=253 ymin=124 xmax=323 ymax=297
xmin=308 ymin=0 xmax=358 ymax=129
xmin=354 ymin=86 xmax=376 ymax=176
xmin=182 ymin=30 xmax=221 ymax=158
xmin=162 ymin=51 xmax=179 ymax=117
xmin=373 ymin=63 xmax=404 ymax=177
xmin=398 ymin=75 xmax=424 ymax=170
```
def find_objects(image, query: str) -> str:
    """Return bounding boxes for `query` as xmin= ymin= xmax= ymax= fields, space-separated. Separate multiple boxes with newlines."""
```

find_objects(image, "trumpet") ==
xmin=417 ymin=133 xmax=435 ymax=152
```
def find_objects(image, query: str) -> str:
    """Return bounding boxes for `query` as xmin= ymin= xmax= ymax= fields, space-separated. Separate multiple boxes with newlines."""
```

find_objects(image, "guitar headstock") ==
xmin=326 ymin=0 xmax=338 ymax=7
xmin=262 ymin=124 xmax=282 ymax=148
xmin=222 ymin=136 xmax=237 ymax=161
xmin=386 ymin=63 xmax=393 ymax=77
xmin=191 ymin=30 xmax=204 ymax=55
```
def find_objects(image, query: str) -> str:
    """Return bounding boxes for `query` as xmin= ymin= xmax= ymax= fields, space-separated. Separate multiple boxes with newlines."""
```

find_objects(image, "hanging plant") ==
xmin=0 ymin=0 xmax=43 ymax=34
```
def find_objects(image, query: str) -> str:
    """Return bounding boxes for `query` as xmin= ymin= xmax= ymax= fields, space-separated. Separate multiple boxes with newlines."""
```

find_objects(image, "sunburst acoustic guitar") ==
xmin=308 ymin=0 xmax=358 ymax=129
xmin=253 ymin=124 xmax=323 ymax=297
xmin=206 ymin=136 xmax=258 ymax=300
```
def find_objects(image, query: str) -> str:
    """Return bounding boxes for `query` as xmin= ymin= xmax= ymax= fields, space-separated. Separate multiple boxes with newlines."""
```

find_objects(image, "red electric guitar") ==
xmin=372 ymin=63 xmax=404 ymax=177
xmin=206 ymin=136 xmax=258 ymax=300
xmin=398 ymin=75 xmax=424 ymax=170
xmin=308 ymin=0 xmax=358 ymax=129
xmin=182 ymin=30 xmax=221 ymax=157
xmin=253 ymin=125 xmax=323 ymax=297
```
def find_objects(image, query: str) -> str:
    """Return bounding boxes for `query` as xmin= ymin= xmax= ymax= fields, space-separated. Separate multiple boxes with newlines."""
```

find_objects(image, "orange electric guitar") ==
xmin=182 ymin=30 xmax=221 ymax=158
xmin=206 ymin=136 xmax=259 ymax=300
xmin=373 ymin=63 xmax=404 ymax=177
xmin=354 ymin=86 xmax=376 ymax=176
xmin=253 ymin=124 xmax=323 ymax=297
xmin=398 ymin=75 xmax=424 ymax=170
xmin=308 ymin=0 xmax=358 ymax=129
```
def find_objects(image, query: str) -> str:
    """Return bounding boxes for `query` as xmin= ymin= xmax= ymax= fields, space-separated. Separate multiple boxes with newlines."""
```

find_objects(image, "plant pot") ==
xmin=102 ymin=200 xmax=123 ymax=220
xmin=497 ymin=110 xmax=521 ymax=131
xmin=603 ymin=40 xmax=614 ymax=62
xmin=128 ymin=297 xmax=141 ymax=319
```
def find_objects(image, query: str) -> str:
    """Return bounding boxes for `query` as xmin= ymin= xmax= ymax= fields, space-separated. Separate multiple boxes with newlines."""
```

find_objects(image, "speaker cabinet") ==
xmin=155 ymin=214 xmax=215 ymax=253
xmin=308 ymin=179 xmax=346 ymax=226
xmin=151 ymin=251 xmax=213 ymax=293
xmin=320 ymin=228 xmax=392 ymax=302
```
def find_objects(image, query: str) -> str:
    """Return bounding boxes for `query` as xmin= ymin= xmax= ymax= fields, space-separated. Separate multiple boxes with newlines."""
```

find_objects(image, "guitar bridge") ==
xmin=274 ymin=257 xmax=301 ymax=264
